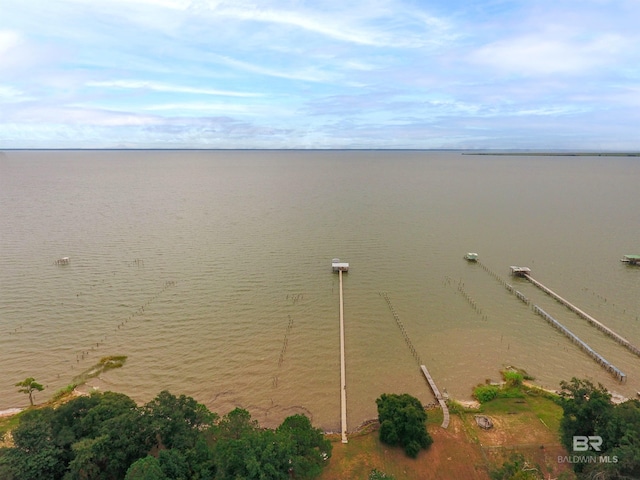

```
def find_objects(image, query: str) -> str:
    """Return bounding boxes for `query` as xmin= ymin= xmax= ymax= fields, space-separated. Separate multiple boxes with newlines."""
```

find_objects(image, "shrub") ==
xmin=503 ymin=371 xmax=524 ymax=388
xmin=369 ymin=469 xmax=396 ymax=479
xmin=473 ymin=385 xmax=500 ymax=403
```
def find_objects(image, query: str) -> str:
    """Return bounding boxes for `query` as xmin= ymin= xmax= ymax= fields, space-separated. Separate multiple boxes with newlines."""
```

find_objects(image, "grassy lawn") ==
xmin=320 ymin=416 xmax=490 ymax=480
xmin=319 ymin=392 xmax=574 ymax=480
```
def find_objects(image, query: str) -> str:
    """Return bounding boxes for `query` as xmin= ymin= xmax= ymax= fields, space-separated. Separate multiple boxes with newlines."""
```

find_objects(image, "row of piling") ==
xmin=379 ymin=292 xmax=450 ymax=428
xmin=68 ymin=279 xmax=178 ymax=371
xmin=456 ymin=280 xmax=487 ymax=319
xmin=379 ymin=292 xmax=422 ymax=365
xmin=277 ymin=315 xmax=294 ymax=368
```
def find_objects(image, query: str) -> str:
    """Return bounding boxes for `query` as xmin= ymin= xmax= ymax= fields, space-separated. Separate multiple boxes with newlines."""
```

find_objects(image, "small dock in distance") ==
xmin=332 ymin=258 xmax=349 ymax=272
xmin=54 ymin=256 xmax=70 ymax=265
xmin=510 ymin=266 xmax=531 ymax=277
xmin=621 ymin=254 xmax=640 ymax=265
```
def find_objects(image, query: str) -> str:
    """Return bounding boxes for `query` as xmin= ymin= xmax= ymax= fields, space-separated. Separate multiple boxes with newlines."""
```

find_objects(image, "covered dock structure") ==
xmin=621 ymin=255 xmax=640 ymax=265
xmin=332 ymin=258 xmax=349 ymax=272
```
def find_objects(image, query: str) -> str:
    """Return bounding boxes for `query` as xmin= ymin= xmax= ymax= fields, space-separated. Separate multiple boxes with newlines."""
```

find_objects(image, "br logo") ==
xmin=573 ymin=435 xmax=603 ymax=452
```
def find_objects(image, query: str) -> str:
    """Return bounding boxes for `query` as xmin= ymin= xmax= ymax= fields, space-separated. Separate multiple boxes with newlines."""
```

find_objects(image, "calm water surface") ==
xmin=1 ymin=150 xmax=638 ymax=431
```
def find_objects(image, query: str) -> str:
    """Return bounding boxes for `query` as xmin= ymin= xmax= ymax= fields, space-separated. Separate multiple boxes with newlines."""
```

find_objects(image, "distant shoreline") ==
xmin=463 ymin=152 xmax=640 ymax=157
xmin=1 ymin=148 xmax=639 ymax=156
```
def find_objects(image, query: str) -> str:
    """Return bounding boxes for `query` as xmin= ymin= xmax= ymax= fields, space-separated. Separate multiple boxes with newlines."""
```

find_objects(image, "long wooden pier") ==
xmin=338 ymin=269 xmax=348 ymax=443
xmin=532 ymin=305 xmax=626 ymax=382
xmin=420 ymin=365 xmax=450 ymax=428
xmin=525 ymin=274 xmax=640 ymax=358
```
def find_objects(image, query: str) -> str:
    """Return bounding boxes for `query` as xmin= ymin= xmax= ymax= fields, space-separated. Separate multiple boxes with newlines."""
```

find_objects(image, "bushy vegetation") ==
xmin=558 ymin=378 xmax=640 ymax=479
xmin=369 ymin=468 xmax=396 ymax=479
xmin=489 ymin=452 xmax=543 ymax=480
xmin=474 ymin=368 xmax=532 ymax=404
xmin=473 ymin=384 xmax=500 ymax=403
xmin=502 ymin=371 xmax=524 ymax=388
xmin=375 ymin=393 xmax=433 ymax=458
xmin=0 ymin=390 xmax=331 ymax=480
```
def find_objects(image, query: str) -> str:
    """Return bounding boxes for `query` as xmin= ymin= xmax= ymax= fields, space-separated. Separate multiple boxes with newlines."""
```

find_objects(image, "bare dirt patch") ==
xmin=320 ymin=395 xmax=576 ymax=479
xmin=320 ymin=416 xmax=489 ymax=480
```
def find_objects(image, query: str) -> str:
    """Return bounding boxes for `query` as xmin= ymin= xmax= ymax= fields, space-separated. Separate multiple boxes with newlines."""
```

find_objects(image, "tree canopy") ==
xmin=15 ymin=378 xmax=45 ymax=406
xmin=559 ymin=377 xmax=640 ymax=478
xmin=0 ymin=390 xmax=330 ymax=480
xmin=375 ymin=393 xmax=433 ymax=458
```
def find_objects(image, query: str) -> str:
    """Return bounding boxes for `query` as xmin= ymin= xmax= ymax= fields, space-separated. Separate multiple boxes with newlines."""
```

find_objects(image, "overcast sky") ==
xmin=1 ymin=0 xmax=639 ymax=149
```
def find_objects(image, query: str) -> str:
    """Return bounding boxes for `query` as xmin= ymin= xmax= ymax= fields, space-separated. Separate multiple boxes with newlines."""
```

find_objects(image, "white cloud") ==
xmin=143 ymin=102 xmax=254 ymax=113
xmin=192 ymin=1 xmax=453 ymax=49
xmin=211 ymin=54 xmax=339 ymax=83
xmin=86 ymin=80 xmax=263 ymax=98
xmin=471 ymin=31 xmax=627 ymax=76
xmin=0 ymin=30 xmax=22 ymax=56
xmin=0 ymin=85 xmax=33 ymax=102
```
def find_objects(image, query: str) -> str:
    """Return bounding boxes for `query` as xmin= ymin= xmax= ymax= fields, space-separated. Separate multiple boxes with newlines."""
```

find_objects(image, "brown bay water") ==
xmin=0 ymin=150 xmax=638 ymax=431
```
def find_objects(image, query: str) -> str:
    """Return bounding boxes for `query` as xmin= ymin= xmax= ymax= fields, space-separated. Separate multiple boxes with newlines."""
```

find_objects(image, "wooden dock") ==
xmin=420 ymin=365 xmax=450 ymax=428
xmin=338 ymin=269 xmax=348 ymax=443
xmin=525 ymin=274 xmax=640 ymax=358
xmin=532 ymin=305 xmax=626 ymax=382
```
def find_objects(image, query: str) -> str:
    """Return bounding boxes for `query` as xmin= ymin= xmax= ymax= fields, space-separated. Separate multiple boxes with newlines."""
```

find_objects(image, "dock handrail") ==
xmin=525 ymin=274 xmax=640 ymax=358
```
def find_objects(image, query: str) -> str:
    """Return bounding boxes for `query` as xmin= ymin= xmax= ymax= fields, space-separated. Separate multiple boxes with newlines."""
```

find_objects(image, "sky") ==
xmin=1 ymin=0 xmax=639 ymax=149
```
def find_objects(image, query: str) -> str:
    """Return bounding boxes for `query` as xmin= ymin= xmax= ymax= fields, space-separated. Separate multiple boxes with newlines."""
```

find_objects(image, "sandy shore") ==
xmin=0 ymin=408 xmax=23 ymax=417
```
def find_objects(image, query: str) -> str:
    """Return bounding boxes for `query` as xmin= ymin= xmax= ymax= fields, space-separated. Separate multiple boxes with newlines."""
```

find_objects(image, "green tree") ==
xmin=125 ymin=455 xmax=167 ymax=480
xmin=157 ymin=448 xmax=190 ymax=480
xmin=276 ymin=414 xmax=332 ymax=479
xmin=15 ymin=377 xmax=44 ymax=406
xmin=143 ymin=390 xmax=217 ymax=451
xmin=558 ymin=378 xmax=613 ymax=453
xmin=0 ymin=408 xmax=65 ymax=480
xmin=213 ymin=409 xmax=268 ymax=480
xmin=559 ymin=379 xmax=640 ymax=479
xmin=375 ymin=393 xmax=433 ymax=458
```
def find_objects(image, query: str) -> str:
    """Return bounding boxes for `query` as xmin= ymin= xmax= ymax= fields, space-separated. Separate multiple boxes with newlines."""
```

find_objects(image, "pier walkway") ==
xmin=525 ymin=274 xmax=640 ymax=358
xmin=532 ymin=305 xmax=626 ymax=382
xmin=420 ymin=365 xmax=450 ymax=428
xmin=476 ymin=260 xmax=627 ymax=382
xmin=338 ymin=270 xmax=348 ymax=443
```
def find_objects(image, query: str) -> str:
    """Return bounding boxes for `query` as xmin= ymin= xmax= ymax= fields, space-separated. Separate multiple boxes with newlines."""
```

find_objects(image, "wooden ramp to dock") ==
xmin=525 ymin=274 xmax=640 ymax=359
xmin=420 ymin=365 xmax=450 ymax=428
